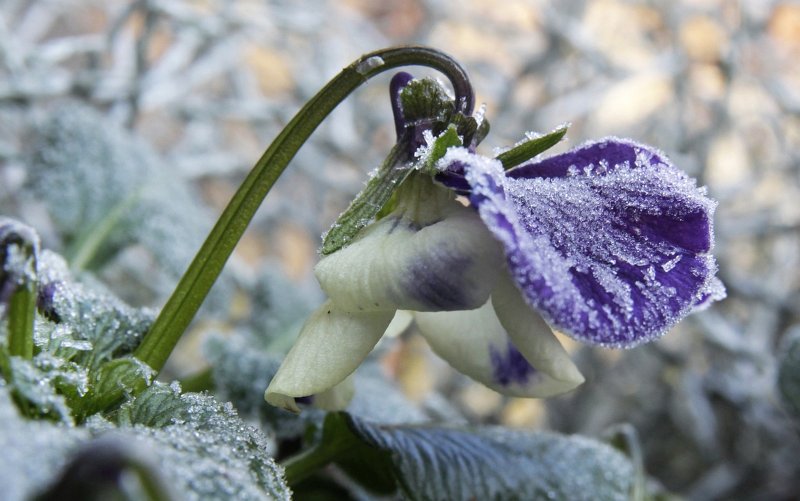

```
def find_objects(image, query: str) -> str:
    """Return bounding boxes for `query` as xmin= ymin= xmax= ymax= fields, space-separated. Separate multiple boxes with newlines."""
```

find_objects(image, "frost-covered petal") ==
xmin=415 ymin=278 xmax=583 ymax=397
xmin=316 ymin=186 xmax=503 ymax=313
xmin=451 ymin=139 xmax=721 ymax=347
xmin=264 ymin=300 xmax=394 ymax=412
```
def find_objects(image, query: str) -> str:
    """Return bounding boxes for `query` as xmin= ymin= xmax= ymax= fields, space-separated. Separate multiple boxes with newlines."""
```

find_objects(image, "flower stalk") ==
xmin=1 ymin=219 xmax=40 ymax=360
xmin=134 ymin=46 xmax=474 ymax=374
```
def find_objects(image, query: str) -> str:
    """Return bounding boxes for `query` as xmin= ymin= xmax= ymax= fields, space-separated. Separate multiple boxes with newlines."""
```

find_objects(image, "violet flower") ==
xmin=265 ymin=74 xmax=723 ymax=413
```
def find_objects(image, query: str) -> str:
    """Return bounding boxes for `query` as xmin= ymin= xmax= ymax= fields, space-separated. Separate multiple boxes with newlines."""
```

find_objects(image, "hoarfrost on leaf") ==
xmin=317 ymin=412 xmax=639 ymax=501
xmin=115 ymin=389 xmax=290 ymax=501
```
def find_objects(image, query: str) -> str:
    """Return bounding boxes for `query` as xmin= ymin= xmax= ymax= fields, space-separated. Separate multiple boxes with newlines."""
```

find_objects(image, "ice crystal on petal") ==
xmin=455 ymin=138 xmax=722 ymax=347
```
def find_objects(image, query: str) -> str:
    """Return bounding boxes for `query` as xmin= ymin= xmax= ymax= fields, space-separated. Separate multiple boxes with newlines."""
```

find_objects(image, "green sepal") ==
xmin=496 ymin=124 xmax=568 ymax=169
xmin=321 ymin=143 xmax=413 ymax=256
xmin=418 ymin=124 xmax=463 ymax=174
xmin=400 ymin=78 xmax=455 ymax=123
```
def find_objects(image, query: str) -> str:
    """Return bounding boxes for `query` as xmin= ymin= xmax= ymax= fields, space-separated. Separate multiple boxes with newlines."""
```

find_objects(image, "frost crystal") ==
xmin=450 ymin=137 xmax=723 ymax=347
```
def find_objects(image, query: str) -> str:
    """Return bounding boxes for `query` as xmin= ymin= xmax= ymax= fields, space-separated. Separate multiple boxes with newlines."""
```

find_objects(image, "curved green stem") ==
xmin=134 ymin=46 xmax=474 ymax=373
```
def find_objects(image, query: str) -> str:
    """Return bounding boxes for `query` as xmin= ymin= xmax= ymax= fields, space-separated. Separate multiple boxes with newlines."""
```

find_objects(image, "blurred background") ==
xmin=1 ymin=0 xmax=798 ymax=499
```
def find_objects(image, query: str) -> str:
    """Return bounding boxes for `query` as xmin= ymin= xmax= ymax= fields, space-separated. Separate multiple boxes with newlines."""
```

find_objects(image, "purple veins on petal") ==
xmin=450 ymin=138 xmax=722 ymax=348
xmin=402 ymin=253 xmax=475 ymax=310
xmin=490 ymin=342 xmax=537 ymax=386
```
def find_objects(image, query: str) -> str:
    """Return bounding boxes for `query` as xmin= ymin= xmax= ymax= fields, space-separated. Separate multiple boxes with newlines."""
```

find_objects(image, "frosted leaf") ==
xmin=0 ymin=217 xmax=40 ymax=298
xmin=453 ymin=138 xmax=722 ymax=347
xmin=25 ymin=104 xmax=231 ymax=310
xmin=115 ymin=391 xmax=290 ymax=501
xmin=0 ymin=388 xmax=90 ymax=501
xmin=4 ymin=352 xmax=81 ymax=423
xmin=117 ymin=382 xmax=190 ymax=428
xmin=34 ymin=434 xmax=176 ymax=501
xmin=322 ymin=412 xmax=639 ymax=501
xmin=34 ymin=250 xmax=154 ymax=370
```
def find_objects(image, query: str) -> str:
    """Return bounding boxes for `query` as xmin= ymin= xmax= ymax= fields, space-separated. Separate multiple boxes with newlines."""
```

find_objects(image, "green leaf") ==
xmin=304 ymin=412 xmax=639 ymax=501
xmin=0 ymin=387 xmax=91 ymax=500
xmin=1 ymin=351 xmax=82 ymax=422
xmin=33 ymin=435 xmax=176 ymax=501
xmin=26 ymin=104 xmax=213 ymax=278
xmin=417 ymin=124 xmax=463 ymax=174
xmin=496 ymin=125 xmax=569 ymax=169
xmin=117 ymin=382 xmax=189 ymax=428
xmin=34 ymin=250 xmax=154 ymax=371
xmin=116 ymin=390 xmax=291 ymax=500
xmin=80 ymin=357 xmax=154 ymax=417
xmin=321 ymin=143 xmax=413 ymax=255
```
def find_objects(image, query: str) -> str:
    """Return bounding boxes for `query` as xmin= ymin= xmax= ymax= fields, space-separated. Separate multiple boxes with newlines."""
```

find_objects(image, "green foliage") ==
xmin=0 ymin=388 xmax=90 ymax=500
xmin=23 ymin=104 xmax=235 ymax=312
xmin=321 ymin=142 xmax=414 ymax=255
xmin=0 ymin=224 xmax=290 ymax=500
xmin=206 ymin=332 xmax=324 ymax=439
xmin=35 ymin=250 xmax=154 ymax=370
xmin=26 ymin=104 xmax=210 ymax=274
xmin=113 ymin=388 xmax=291 ymax=501
xmin=289 ymin=412 xmax=641 ymax=501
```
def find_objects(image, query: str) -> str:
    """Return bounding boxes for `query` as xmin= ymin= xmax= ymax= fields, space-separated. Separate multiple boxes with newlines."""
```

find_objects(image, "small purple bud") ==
xmin=295 ymin=395 xmax=314 ymax=406
xmin=0 ymin=217 xmax=40 ymax=306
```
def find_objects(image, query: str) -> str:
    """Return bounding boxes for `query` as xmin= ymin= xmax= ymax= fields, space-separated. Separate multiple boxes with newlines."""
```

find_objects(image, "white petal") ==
xmin=313 ymin=375 xmax=355 ymax=411
xmin=315 ymin=197 xmax=502 ymax=313
xmin=264 ymin=300 xmax=394 ymax=412
xmin=384 ymin=310 xmax=414 ymax=338
xmin=415 ymin=277 xmax=583 ymax=398
xmin=491 ymin=274 xmax=584 ymax=395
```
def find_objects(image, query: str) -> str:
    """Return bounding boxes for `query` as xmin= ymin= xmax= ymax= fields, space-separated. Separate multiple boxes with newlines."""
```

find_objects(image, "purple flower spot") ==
xmin=295 ymin=395 xmax=314 ymax=405
xmin=490 ymin=342 xmax=537 ymax=386
xmin=37 ymin=281 xmax=62 ymax=322
xmin=403 ymin=253 xmax=473 ymax=310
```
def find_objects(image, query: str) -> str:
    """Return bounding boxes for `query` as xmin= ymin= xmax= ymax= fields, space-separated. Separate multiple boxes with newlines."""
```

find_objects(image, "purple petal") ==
xmin=506 ymin=137 xmax=666 ymax=179
xmin=450 ymin=139 xmax=722 ymax=347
